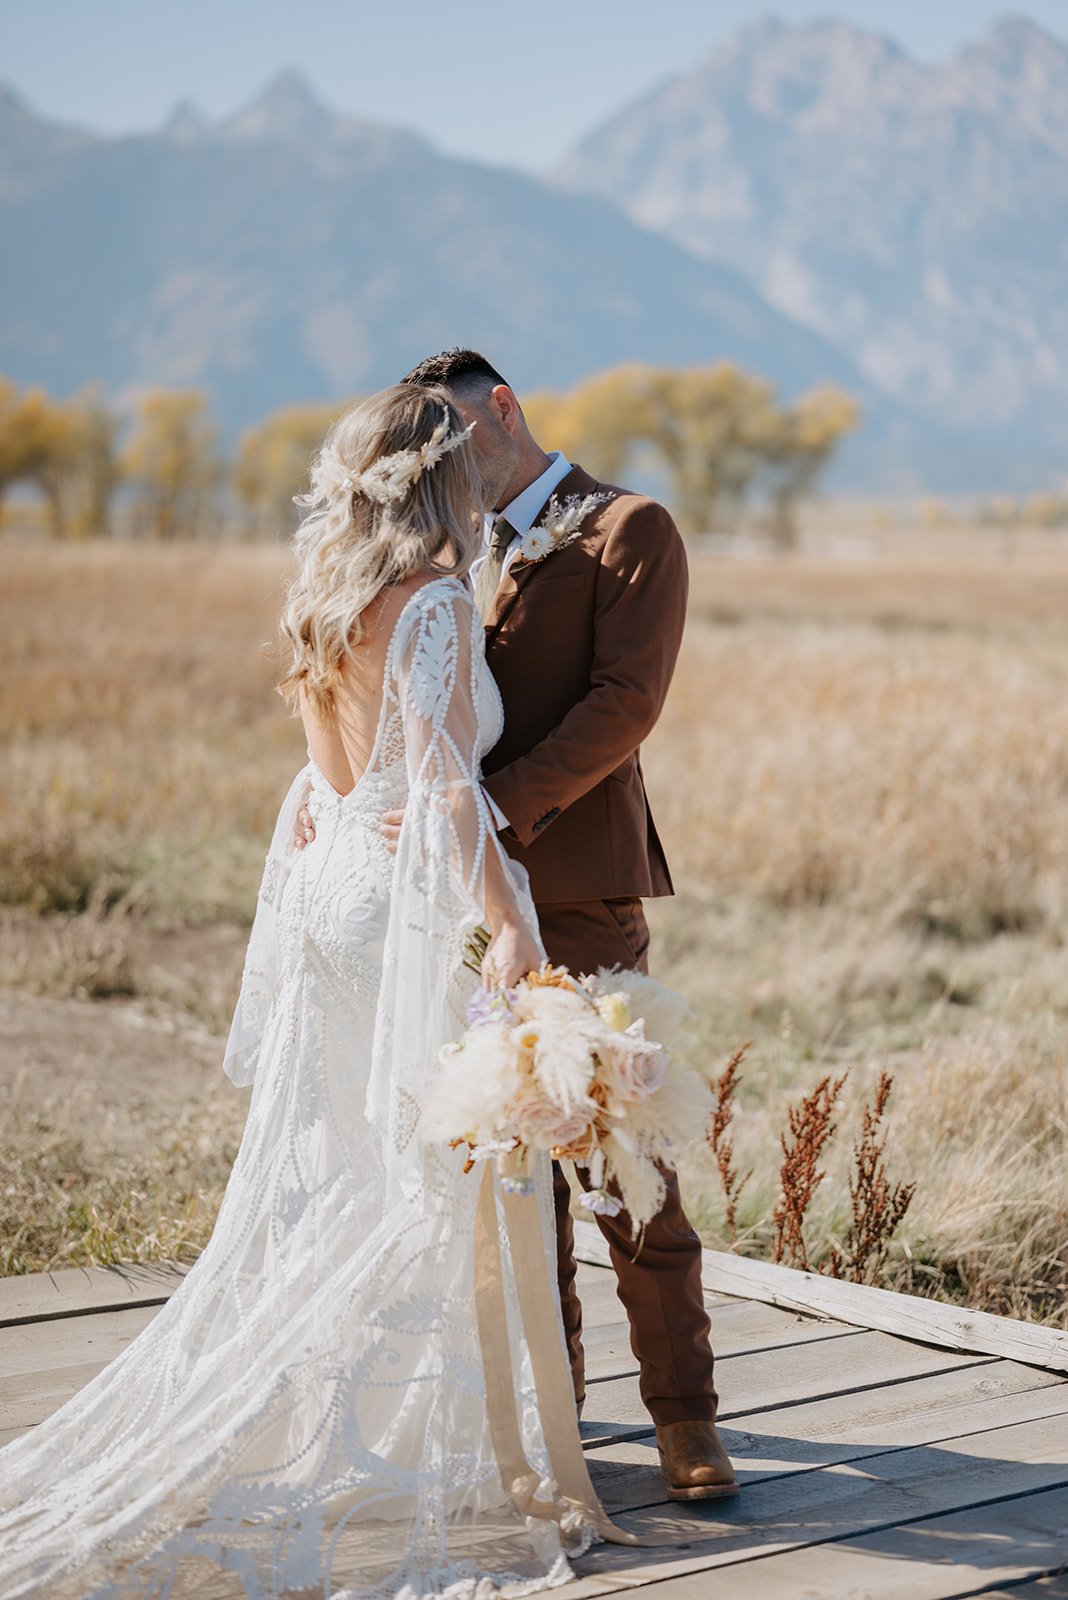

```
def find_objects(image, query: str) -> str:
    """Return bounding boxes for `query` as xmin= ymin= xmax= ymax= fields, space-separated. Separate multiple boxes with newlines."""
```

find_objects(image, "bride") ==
xmin=0 ymin=384 xmax=602 ymax=1599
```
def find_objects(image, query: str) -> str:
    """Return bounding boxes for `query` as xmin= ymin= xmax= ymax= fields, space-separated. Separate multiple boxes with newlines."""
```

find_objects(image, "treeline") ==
xmin=967 ymin=495 xmax=1068 ymax=530
xmin=525 ymin=364 xmax=860 ymax=542
xmin=0 ymin=364 xmax=860 ymax=543
xmin=0 ymin=380 xmax=315 ymax=542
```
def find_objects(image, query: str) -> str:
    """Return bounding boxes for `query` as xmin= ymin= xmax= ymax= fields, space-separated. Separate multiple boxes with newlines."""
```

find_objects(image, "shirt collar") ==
xmin=497 ymin=451 xmax=572 ymax=536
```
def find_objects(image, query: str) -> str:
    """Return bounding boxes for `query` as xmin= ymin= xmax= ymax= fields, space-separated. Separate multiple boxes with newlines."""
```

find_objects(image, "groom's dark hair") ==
xmin=401 ymin=348 xmax=510 ymax=400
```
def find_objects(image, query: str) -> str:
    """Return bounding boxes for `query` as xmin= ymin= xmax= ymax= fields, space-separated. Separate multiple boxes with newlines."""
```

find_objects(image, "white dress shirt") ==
xmin=472 ymin=451 xmax=573 ymax=586
xmin=477 ymin=451 xmax=572 ymax=833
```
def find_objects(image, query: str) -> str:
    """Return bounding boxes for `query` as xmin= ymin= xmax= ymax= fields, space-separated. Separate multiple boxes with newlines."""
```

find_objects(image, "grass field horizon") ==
xmin=2 ymin=531 xmax=1066 ymax=1325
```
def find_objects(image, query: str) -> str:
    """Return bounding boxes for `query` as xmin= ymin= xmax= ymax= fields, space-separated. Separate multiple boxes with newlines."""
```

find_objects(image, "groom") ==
xmin=299 ymin=349 xmax=735 ymax=1500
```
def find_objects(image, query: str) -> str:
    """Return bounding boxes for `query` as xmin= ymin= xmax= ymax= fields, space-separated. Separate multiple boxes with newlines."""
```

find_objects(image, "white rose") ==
xmin=510 ymin=1085 xmax=590 ymax=1152
xmin=598 ymin=1024 xmax=668 ymax=1103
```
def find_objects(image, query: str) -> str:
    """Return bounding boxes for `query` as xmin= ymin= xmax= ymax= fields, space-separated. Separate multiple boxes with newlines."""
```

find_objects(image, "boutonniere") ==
xmin=517 ymin=492 xmax=610 ymax=564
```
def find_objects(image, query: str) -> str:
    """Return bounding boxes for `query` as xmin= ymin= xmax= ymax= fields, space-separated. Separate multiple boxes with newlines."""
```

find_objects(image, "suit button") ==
xmin=532 ymin=807 xmax=561 ymax=835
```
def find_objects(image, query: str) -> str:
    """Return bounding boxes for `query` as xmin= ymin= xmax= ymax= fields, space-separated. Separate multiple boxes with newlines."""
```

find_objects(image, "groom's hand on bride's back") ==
xmin=292 ymin=802 xmax=404 ymax=854
xmin=378 ymin=808 xmax=404 ymax=854
xmin=294 ymin=781 xmax=315 ymax=850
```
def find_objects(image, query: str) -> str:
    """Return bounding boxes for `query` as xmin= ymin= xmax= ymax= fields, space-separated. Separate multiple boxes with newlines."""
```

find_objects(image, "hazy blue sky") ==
xmin=5 ymin=1 xmax=1067 ymax=170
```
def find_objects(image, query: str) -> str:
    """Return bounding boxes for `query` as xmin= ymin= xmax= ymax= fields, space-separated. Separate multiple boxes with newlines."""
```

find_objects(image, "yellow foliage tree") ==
xmin=68 ymin=391 xmax=120 ymax=540
xmin=519 ymin=390 xmax=571 ymax=459
xmin=122 ymin=390 xmax=220 ymax=540
xmin=1022 ymin=491 xmax=1068 ymax=528
xmin=522 ymin=365 xmax=860 ymax=541
xmin=759 ymin=385 xmax=862 ymax=548
xmin=523 ymin=365 xmax=653 ymax=484
xmin=639 ymin=364 xmax=785 ymax=534
xmin=0 ymin=380 xmax=118 ymax=539
xmin=234 ymin=402 xmax=343 ymax=537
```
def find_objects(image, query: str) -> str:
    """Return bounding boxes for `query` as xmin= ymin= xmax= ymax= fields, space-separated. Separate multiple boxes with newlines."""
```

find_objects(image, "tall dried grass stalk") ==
xmin=773 ymin=1073 xmax=847 ymax=1270
xmin=708 ymin=1042 xmax=752 ymax=1242
xmin=826 ymin=1071 xmax=916 ymax=1284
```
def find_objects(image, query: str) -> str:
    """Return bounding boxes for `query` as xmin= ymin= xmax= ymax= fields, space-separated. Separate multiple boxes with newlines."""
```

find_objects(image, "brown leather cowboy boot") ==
xmin=656 ymin=1421 xmax=738 ymax=1500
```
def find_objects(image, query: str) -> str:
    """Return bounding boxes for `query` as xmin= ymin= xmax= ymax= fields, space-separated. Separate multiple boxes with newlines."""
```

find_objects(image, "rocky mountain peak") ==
xmin=221 ymin=70 xmax=339 ymax=144
xmin=162 ymin=97 xmax=209 ymax=145
xmin=554 ymin=15 xmax=1068 ymax=464
xmin=0 ymin=82 xmax=97 ymax=182
xmin=972 ymin=14 xmax=1068 ymax=74
xmin=710 ymin=14 xmax=910 ymax=98
xmin=951 ymin=15 xmax=1068 ymax=146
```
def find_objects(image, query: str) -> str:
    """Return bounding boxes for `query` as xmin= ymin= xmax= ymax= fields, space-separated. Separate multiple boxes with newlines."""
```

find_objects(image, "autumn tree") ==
xmin=0 ymin=380 xmax=118 ymax=538
xmin=68 ymin=391 xmax=121 ymax=539
xmin=0 ymin=381 xmax=60 ymax=532
xmin=1022 ymin=491 xmax=1068 ymax=529
xmin=527 ymin=363 xmax=859 ymax=541
xmin=234 ymin=402 xmax=342 ymax=537
xmin=122 ymin=390 xmax=220 ymax=540
xmin=36 ymin=388 xmax=120 ymax=539
xmin=519 ymin=390 xmax=571 ymax=461
xmin=524 ymin=365 xmax=652 ymax=484
xmin=646 ymin=365 xmax=787 ymax=534
xmin=758 ymin=386 xmax=861 ymax=549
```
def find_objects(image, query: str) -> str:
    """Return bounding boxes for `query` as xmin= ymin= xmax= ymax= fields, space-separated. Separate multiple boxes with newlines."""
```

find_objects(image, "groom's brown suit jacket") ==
xmin=481 ymin=463 xmax=688 ymax=905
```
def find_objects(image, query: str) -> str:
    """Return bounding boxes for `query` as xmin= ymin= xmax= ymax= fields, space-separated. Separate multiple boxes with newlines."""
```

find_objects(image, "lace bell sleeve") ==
xmin=365 ymin=582 xmax=542 ymax=1160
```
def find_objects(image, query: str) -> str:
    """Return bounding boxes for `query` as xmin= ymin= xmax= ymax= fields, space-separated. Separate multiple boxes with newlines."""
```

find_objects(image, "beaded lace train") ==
xmin=0 ymin=578 xmax=594 ymax=1599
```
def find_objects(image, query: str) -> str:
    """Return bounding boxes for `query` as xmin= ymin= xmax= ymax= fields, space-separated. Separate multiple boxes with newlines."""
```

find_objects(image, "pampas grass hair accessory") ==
xmin=344 ymin=417 xmax=476 ymax=506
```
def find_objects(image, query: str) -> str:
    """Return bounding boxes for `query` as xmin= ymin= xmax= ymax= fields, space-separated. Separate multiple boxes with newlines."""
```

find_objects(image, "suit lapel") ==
xmin=484 ymin=557 xmax=537 ymax=645
xmin=483 ymin=463 xmax=603 ymax=650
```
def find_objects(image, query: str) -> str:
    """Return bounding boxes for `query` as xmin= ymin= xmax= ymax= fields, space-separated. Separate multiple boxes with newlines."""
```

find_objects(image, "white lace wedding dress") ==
xmin=0 ymin=578 xmax=596 ymax=1600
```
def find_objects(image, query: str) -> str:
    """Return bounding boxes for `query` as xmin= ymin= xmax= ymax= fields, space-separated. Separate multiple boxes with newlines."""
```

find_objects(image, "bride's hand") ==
xmin=482 ymin=919 xmax=542 ymax=990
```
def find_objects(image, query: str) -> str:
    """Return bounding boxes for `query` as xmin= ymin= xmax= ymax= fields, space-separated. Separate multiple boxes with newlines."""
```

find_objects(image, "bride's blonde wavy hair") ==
xmin=278 ymin=384 xmax=482 ymax=716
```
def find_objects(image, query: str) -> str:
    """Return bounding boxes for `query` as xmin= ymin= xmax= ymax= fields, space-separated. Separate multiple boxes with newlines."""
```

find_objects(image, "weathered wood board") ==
xmin=2 ymin=1251 xmax=1065 ymax=1598
xmin=575 ymin=1221 xmax=1068 ymax=1374
xmin=0 ymin=1260 xmax=188 ymax=1327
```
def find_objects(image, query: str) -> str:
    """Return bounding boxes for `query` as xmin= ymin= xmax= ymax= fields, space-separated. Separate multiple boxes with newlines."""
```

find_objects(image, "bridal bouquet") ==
xmin=423 ymin=964 xmax=713 ymax=1228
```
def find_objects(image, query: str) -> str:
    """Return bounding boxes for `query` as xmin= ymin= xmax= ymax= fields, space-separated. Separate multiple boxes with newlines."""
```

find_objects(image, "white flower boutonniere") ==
xmin=518 ymin=492 xmax=610 ymax=564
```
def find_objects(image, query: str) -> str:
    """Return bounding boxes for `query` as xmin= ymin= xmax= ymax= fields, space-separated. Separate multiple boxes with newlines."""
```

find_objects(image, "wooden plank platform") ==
xmin=2 ymin=1255 xmax=1066 ymax=1597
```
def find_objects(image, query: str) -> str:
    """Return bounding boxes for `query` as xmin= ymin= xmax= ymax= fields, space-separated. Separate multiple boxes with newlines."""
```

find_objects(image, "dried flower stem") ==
xmin=708 ymin=1042 xmax=753 ymax=1242
xmin=826 ymin=1071 xmax=916 ymax=1284
xmin=773 ymin=1073 xmax=847 ymax=1270
xmin=463 ymin=923 xmax=491 ymax=976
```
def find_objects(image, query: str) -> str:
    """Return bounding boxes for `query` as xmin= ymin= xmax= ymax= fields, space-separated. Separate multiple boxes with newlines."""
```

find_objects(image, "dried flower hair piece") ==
xmin=339 ymin=416 xmax=477 ymax=506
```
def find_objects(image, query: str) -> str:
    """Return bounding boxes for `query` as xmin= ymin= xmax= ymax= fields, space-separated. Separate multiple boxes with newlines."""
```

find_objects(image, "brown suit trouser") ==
xmin=536 ymin=897 xmax=718 ymax=1427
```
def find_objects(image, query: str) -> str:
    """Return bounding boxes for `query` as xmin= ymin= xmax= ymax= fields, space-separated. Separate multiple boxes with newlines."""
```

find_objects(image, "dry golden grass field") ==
xmin=2 ymin=534 xmax=1066 ymax=1324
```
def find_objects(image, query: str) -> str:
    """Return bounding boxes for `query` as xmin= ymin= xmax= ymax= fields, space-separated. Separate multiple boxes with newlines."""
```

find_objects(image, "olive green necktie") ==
xmin=475 ymin=517 xmax=518 ymax=621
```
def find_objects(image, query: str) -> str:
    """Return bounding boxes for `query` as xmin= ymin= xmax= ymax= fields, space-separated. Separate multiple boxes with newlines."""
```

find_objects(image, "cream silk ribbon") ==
xmin=473 ymin=1164 xmax=691 ymax=1550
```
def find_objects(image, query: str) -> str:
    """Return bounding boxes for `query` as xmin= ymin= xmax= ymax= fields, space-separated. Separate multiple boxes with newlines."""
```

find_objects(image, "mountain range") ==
xmin=557 ymin=16 xmax=1068 ymax=482
xmin=0 ymin=75 xmax=860 ymax=440
xmin=1 ymin=15 xmax=1065 ymax=491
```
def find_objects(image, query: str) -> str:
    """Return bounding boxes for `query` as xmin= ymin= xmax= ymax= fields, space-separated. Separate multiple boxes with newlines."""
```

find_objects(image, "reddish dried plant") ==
xmin=772 ymin=1073 xmax=847 ymax=1270
xmin=826 ymin=1071 xmax=916 ymax=1285
xmin=708 ymin=1042 xmax=753 ymax=1242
